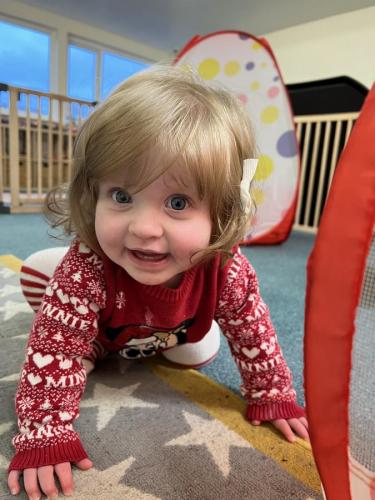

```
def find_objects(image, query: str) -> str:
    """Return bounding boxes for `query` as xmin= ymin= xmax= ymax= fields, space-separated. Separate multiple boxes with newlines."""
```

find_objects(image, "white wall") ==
xmin=263 ymin=7 xmax=375 ymax=89
xmin=0 ymin=0 xmax=169 ymax=95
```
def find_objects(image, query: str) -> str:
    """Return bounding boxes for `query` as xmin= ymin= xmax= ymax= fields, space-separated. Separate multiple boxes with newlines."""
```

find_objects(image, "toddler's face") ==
xmin=95 ymin=165 xmax=212 ymax=288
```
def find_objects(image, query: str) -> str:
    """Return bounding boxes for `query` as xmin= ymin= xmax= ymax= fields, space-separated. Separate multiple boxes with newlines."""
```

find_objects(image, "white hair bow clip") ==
xmin=240 ymin=158 xmax=258 ymax=214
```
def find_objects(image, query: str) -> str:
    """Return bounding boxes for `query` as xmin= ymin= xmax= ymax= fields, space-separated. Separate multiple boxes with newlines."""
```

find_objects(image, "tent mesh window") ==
xmin=350 ymin=233 xmax=375 ymax=472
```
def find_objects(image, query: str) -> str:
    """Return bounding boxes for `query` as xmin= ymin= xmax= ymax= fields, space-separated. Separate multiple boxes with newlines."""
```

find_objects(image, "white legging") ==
xmin=20 ymin=247 xmax=220 ymax=369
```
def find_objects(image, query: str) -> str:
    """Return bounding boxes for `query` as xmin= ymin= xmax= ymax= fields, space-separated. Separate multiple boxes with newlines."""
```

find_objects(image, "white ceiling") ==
xmin=18 ymin=0 xmax=375 ymax=53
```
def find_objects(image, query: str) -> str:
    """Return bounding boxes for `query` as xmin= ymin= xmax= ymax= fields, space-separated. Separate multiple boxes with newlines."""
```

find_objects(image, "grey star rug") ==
xmin=0 ymin=258 xmax=322 ymax=499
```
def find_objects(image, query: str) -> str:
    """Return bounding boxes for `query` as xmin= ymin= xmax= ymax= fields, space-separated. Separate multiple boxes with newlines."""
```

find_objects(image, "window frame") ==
xmin=68 ymin=36 xmax=152 ymax=102
xmin=67 ymin=42 xmax=99 ymax=102
xmin=0 ymin=15 xmax=56 ymax=93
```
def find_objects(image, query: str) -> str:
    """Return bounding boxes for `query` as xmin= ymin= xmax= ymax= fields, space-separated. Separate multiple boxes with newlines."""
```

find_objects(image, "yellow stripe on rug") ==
xmin=0 ymin=255 xmax=23 ymax=273
xmin=147 ymin=358 xmax=321 ymax=494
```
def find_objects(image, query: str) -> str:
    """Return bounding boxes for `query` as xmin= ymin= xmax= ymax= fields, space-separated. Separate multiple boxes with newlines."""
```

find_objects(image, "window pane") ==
xmin=0 ymin=20 xmax=50 ymax=92
xmin=101 ymin=52 xmax=149 ymax=99
xmin=68 ymin=45 xmax=96 ymax=101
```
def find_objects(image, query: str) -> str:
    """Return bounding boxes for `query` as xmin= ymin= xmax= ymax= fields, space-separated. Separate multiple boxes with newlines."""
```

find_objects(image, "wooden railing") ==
xmin=0 ymin=84 xmax=359 ymax=232
xmin=0 ymin=84 xmax=94 ymax=212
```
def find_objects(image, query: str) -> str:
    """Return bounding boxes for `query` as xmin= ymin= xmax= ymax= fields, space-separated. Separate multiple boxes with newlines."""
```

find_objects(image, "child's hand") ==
xmin=251 ymin=417 xmax=309 ymax=443
xmin=8 ymin=457 xmax=93 ymax=499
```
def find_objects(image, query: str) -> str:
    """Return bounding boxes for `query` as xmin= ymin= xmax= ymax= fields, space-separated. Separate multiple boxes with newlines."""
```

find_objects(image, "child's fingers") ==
xmin=8 ymin=469 xmax=21 ymax=495
xmin=23 ymin=467 xmax=42 ymax=499
xmin=288 ymin=418 xmax=310 ymax=441
xmin=74 ymin=458 xmax=93 ymax=470
xmin=299 ymin=416 xmax=309 ymax=429
xmin=54 ymin=462 xmax=74 ymax=495
xmin=251 ymin=420 xmax=261 ymax=426
xmin=37 ymin=465 xmax=59 ymax=499
xmin=272 ymin=419 xmax=296 ymax=442
xmin=7 ymin=458 xmax=92 ymax=498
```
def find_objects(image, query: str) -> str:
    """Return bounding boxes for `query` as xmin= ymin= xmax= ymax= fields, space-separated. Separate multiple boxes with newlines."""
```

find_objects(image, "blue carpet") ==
xmin=0 ymin=213 xmax=70 ymax=258
xmin=0 ymin=213 xmax=314 ymax=405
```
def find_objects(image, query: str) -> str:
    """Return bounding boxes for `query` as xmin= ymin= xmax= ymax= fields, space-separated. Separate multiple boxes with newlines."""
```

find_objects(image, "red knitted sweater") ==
xmin=9 ymin=240 xmax=304 ymax=471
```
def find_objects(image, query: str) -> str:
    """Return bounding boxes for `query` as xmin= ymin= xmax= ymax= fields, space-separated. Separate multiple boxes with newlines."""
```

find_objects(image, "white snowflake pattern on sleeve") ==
xmin=9 ymin=240 xmax=108 ymax=471
xmin=215 ymin=248 xmax=304 ymax=422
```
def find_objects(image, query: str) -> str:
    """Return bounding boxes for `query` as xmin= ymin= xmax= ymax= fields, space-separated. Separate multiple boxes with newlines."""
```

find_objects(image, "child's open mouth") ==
xmin=129 ymin=249 xmax=169 ymax=263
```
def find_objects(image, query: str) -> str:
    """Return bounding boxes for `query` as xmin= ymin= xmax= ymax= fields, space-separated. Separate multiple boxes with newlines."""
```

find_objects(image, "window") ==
xmin=67 ymin=45 xmax=96 ymax=101
xmin=68 ymin=40 xmax=149 ymax=102
xmin=101 ymin=52 xmax=149 ymax=99
xmin=0 ymin=20 xmax=50 ymax=91
xmin=0 ymin=19 xmax=50 ymax=109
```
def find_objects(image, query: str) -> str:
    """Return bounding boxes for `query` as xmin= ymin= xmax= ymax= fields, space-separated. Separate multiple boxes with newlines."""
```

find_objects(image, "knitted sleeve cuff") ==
xmin=8 ymin=439 xmax=88 ymax=472
xmin=246 ymin=401 xmax=306 ymax=422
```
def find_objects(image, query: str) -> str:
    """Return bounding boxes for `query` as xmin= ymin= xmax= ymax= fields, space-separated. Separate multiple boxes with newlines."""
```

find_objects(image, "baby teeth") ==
xmin=134 ymin=251 xmax=166 ymax=261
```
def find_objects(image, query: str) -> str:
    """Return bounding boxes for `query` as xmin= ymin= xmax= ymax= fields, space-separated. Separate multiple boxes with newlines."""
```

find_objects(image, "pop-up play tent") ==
xmin=304 ymin=85 xmax=375 ymax=499
xmin=175 ymin=31 xmax=300 ymax=245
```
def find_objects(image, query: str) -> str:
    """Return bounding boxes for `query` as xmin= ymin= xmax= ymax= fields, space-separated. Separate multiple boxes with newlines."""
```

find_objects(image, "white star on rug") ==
xmin=0 ymin=284 xmax=21 ymax=298
xmin=0 ymin=300 xmax=32 ymax=321
xmin=80 ymin=382 xmax=159 ymax=431
xmin=11 ymin=333 xmax=28 ymax=340
xmin=0 ymin=372 xmax=20 ymax=382
xmin=0 ymin=422 xmax=14 ymax=469
xmin=71 ymin=458 xmax=160 ymax=499
xmin=0 ymin=267 xmax=16 ymax=278
xmin=165 ymin=411 xmax=253 ymax=478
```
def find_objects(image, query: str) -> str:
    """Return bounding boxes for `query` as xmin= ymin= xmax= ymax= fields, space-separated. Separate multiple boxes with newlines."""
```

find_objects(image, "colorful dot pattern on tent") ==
xmin=175 ymin=32 xmax=299 ymax=243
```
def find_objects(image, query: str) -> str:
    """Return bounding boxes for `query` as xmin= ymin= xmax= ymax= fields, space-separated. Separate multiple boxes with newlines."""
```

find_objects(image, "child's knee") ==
xmin=20 ymin=247 xmax=69 ymax=312
xmin=161 ymin=321 xmax=221 ymax=368
xmin=82 ymin=358 xmax=95 ymax=375
xmin=22 ymin=247 xmax=68 ymax=277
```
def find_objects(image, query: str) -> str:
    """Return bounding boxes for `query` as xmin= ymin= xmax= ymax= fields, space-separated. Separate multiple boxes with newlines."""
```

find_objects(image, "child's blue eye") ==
xmin=168 ymin=196 xmax=188 ymax=211
xmin=111 ymin=190 xmax=131 ymax=204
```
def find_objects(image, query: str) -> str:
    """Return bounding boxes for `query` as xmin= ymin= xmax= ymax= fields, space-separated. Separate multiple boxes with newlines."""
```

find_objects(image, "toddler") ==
xmin=8 ymin=65 xmax=308 ymax=499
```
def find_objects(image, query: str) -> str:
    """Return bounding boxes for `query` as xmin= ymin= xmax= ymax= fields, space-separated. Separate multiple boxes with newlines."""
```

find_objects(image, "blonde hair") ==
xmin=46 ymin=64 xmax=257 ymax=264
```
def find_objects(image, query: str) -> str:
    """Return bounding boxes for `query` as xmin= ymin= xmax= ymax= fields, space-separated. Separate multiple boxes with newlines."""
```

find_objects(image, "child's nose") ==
xmin=128 ymin=209 xmax=164 ymax=239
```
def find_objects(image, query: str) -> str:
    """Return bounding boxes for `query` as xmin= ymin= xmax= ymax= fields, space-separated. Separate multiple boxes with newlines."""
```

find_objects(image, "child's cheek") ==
xmin=95 ymin=208 xmax=119 ymax=246
xmin=173 ymin=220 xmax=211 ymax=256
